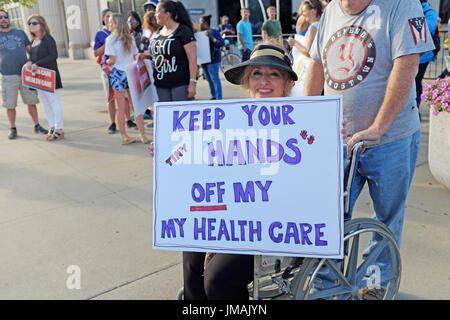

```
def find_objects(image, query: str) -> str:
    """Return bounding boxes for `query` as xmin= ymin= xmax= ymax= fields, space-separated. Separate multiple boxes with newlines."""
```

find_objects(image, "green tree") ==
xmin=0 ymin=0 xmax=37 ymax=9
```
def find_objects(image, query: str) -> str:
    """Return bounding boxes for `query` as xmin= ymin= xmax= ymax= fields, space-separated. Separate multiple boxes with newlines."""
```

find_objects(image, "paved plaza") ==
xmin=0 ymin=58 xmax=448 ymax=300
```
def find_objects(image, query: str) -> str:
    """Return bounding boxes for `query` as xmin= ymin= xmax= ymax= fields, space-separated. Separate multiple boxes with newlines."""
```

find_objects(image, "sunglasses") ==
xmin=28 ymin=21 xmax=39 ymax=26
xmin=0 ymin=15 xmax=9 ymax=19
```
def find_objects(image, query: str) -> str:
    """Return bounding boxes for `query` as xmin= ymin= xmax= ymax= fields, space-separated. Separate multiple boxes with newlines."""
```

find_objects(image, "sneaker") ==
xmin=108 ymin=123 xmax=117 ymax=134
xmin=121 ymin=135 xmax=137 ymax=145
xmin=8 ymin=127 xmax=17 ymax=140
xmin=127 ymin=119 xmax=137 ymax=129
xmin=358 ymin=287 xmax=386 ymax=300
xmin=34 ymin=124 xmax=48 ymax=134
xmin=139 ymin=135 xmax=151 ymax=144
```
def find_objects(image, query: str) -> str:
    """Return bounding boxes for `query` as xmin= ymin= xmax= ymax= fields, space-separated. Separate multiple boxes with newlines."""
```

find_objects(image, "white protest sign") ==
xmin=125 ymin=60 xmax=158 ymax=116
xmin=195 ymin=31 xmax=211 ymax=65
xmin=153 ymin=96 xmax=344 ymax=259
xmin=291 ymin=35 xmax=311 ymax=97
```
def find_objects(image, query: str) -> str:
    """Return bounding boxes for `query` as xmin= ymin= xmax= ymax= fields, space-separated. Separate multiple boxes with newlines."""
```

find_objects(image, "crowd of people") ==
xmin=0 ymin=0 xmax=447 ymax=301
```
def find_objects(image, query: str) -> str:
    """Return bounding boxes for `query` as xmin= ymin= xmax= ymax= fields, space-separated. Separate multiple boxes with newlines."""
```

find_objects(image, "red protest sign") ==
xmin=22 ymin=65 xmax=55 ymax=93
xmin=137 ymin=60 xmax=151 ymax=92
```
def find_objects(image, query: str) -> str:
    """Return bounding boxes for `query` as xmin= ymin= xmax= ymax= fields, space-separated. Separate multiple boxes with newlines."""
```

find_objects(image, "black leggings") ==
xmin=183 ymin=251 xmax=254 ymax=300
xmin=415 ymin=61 xmax=430 ymax=106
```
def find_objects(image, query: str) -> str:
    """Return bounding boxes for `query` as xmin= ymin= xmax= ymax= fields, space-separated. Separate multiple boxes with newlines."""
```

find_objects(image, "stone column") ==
xmin=85 ymin=0 xmax=102 ymax=59
xmin=30 ymin=0 xmax=69 ymax=57
xmin=63 ymin=0 xmax=91 ymax=59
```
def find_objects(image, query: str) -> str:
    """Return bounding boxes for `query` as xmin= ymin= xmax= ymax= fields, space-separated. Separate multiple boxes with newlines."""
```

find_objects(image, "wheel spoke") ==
xmin=345 ymin=233 xmax=360 ymax=284
xmin=324 ymin=259 xmax=353 ymax=289
xmin=355 ymin=238 xmax=389 ymax=284
xmin=307 ymin=285 xmax=351 ymax=300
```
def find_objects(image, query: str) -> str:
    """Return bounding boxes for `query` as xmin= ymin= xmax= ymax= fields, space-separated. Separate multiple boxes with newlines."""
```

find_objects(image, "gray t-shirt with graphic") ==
xmin=0 ymin=29 xmax=30 ymax=76
xmin=310 ymin=0 xmax=434 ymax=145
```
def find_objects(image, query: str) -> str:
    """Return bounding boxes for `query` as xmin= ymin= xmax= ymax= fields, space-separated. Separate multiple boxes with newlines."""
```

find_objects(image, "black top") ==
xmin=29 ymin=34 xmax=62 ymax=89
xmin=149 ymin=24 xmax=195 ymax=88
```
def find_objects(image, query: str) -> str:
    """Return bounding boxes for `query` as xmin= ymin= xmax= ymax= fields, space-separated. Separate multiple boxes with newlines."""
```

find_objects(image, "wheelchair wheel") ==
xmin=176 ymin=287 xmax=184 ymax=300
xmin=291 ymin=218 xmax=401 ymax=300
xmin=220 ymin=53 xmax=241 ymax=73
xmin=248 ymin=279 xmax=284 ymax=299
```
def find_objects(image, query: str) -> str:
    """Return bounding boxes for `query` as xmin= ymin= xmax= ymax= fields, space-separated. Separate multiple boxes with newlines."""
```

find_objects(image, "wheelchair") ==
xmin=177 ymin=141 xmax=402 ymax=300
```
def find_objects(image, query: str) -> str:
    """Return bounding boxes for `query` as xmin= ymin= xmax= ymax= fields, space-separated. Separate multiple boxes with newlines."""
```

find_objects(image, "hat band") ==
xmin=250 ymin=48 xmax=286 ymax=62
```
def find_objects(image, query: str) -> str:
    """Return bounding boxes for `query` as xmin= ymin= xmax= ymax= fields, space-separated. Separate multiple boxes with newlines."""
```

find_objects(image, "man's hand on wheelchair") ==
xmin=346 ymin=126 xmax=382 ymax=159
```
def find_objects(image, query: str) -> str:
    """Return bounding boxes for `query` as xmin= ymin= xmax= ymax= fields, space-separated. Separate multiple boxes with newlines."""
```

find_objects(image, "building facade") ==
xmin=3 ymin=0 xmax=443 ymax=60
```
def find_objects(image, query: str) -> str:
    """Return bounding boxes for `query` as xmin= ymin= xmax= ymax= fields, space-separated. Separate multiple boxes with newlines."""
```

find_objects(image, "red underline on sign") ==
xmin=190 ymin=205 xmax=228 ymax=212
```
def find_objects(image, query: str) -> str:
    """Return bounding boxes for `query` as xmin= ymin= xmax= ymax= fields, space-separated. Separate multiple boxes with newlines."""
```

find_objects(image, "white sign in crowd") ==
xmin=153 ymin=96 xmax=344 ymax=259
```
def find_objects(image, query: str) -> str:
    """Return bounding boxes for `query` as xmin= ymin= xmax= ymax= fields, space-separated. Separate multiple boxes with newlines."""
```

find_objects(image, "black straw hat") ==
xmin=224 ymin=44 xmax=298 ymax=85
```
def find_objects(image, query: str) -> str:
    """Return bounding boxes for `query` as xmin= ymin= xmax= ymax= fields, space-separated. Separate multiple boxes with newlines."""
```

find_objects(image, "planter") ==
xmin=428 ymin=109 xmax=450 ymax=189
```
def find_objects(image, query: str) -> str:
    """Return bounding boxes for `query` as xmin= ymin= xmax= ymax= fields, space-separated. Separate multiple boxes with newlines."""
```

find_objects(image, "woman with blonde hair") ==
xmin=149 ymin=42 xmax=297 ymax=299
xmin=26 ymin=14 xmax=64 ymax=141
xmin=105 ymin=13 xmax=150 ymax=145
xmin=288 ymin=0 xmax=323 ymax=58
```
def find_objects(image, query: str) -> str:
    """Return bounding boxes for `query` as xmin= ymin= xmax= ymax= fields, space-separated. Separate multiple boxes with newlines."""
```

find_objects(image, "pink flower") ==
xmin=433 ymin=109 xmax=440 ymax=116
xmin=432 ymin=89 xmax=439 ymax=100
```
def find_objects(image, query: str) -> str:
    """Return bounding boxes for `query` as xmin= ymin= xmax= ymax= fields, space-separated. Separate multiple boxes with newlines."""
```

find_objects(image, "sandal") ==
xmin=48 ymin=131 xmax=64 ymax=141
xmin=46 ymin=128 xmax=55 ymax=140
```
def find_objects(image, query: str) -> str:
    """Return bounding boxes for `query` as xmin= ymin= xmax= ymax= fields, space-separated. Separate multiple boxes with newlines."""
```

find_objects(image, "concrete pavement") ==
xmin=0 ymin=58 xmax=448 ymax=300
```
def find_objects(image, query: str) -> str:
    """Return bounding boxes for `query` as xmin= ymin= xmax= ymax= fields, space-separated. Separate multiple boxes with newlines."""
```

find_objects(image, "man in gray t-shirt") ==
xmin=0 ymin=9 xmax=46 ymax=139
xmin=0 ymin=28 xmax=30 ymax=75
xmin=304 ymin=0 xmax=434 ymax=300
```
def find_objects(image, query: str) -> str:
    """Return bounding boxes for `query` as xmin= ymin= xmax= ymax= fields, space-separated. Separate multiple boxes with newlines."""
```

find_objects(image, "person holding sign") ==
xmin=199 ymin=15 xmax=224 ymax=100
xmin=287 ymin=0 xmax=323 ymax=58
xmin=26 ymin=15 xmax=64 ymax=141
xmin=94 ymin=9 xmax=138 ymax=134
xmin=105 ymin=13 xmax=150 ymax=145
xmin=150 ymin=0 xmax=197 ymax=101
xmin=149 ymin=42 xmax=297 ymax=300
xmin=304 ymin=0 xmax=433 ymax=299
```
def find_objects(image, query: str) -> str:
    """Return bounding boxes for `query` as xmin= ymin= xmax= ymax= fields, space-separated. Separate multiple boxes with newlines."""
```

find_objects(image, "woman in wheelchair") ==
xmin=182 ymin=42 xmax=298 ymax=300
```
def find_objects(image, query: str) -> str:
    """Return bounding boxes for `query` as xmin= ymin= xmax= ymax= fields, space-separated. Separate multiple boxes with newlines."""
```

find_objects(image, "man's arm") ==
xmin=94 ymin=44 xmax=105 ymax=57
xmin=346 ymin=53 xmax=420 ymax=155
xmin=304 ymin=59 xmax=325 ymax=96
xmin=261 ymin=29 xmax=267 ymax=41
xmin=238 ymin=33 xmax=247 ymax=51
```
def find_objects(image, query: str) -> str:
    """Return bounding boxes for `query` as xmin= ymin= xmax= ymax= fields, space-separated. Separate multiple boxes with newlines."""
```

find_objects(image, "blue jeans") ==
xmin=201 ymin=62 xmax=222 ymax=99
xmin=313 ymin=130 xmax=421 ymax=292
xmin=240 ymin=48 xmax=251 ymax=62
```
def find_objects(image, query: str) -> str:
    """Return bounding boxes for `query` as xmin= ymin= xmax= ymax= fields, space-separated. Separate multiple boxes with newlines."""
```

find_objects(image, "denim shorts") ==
xmin=110 ymin=67 xmax=129 ymax=92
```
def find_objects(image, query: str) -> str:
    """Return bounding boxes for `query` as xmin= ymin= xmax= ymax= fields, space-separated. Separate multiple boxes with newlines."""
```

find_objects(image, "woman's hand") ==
xmin=188 ymin=81 xmax=196 ymax=98
xmin=25 ymin=61 xmax=37 ymax=72
xmin=287 ymin=37 xmax=296 ymax=48
xmin=135 ymin=52 xmax=146 ymax=62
